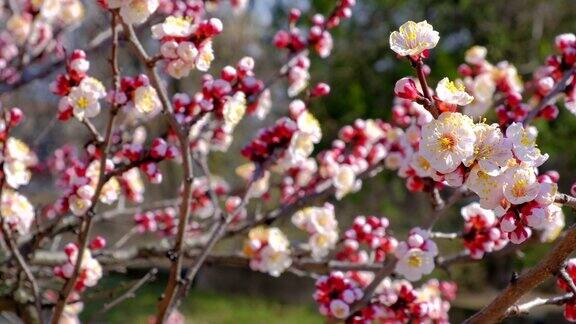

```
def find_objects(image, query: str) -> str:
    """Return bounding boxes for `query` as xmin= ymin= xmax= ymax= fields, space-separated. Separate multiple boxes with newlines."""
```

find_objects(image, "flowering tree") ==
xmin=1 ymin=0 xmax=576 ymax=323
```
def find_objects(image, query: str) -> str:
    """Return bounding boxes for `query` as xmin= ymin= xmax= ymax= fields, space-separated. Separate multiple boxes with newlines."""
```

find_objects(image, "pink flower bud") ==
xmin=507 ymin=92 xmax=523 ymax=106
xmin=538 ymin=104 xmax=559 ymax=121
xmin=273 ymin=30 xmax=290 ymax=48
xmin=221 ymin=66 xmax=237 ymax=82
xmin=151 ymin=138 xmax=168 ymax=158
xmin=8 ymin=107 xmax=23 ymax=127
xmin=289 ymin=8 xmax=301 ymax=23
xmin=457 ymin=64 xmax=472 ymax=76
xmin=394 ymin=77 xmax=420 ymax=101
xmin=64 ymin=243 xmax=78 ymax=257
xmin=211 ymin=79 xmax=232 ymax=99
xmin=407 ymin=234 xmax=424 ymax=248
xmin=555 ymin=33 xmax=576 ymax=52
xmin=89 ymin=236 xmax=106 ymax=250
xmin=70 ymin=49 xmax=86 ymax=61
xmin=406 ymin=176 xmax=424 ymax=192
xmin=500 ymin=212 xmax=517 ymax=233
xmin=311 ymin=82 xmax=331 ymax=97
xmin=312 ymin=14 xmax=325 ymax=26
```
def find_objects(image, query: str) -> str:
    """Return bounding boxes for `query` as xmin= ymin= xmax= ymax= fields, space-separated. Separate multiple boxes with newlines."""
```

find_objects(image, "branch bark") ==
xmin=463 ymin=224 xmax=576 ymax=323
xmin=119 ymin=20 xmax=195 ymax=323
xmin=50 ymin=11 xmax=122 ymax=323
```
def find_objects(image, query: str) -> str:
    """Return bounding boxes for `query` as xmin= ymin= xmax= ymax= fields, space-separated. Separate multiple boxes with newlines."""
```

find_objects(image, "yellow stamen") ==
xmin=76 ymin=97 xmax=89 ymax=110
xmin=438 ymin=134 xmax=456 ymax=151
xmin=408 ymin=254 xmax=423 ymax=268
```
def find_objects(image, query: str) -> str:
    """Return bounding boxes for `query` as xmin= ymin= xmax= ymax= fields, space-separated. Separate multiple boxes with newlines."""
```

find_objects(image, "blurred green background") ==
xmin=5 ymin=0 xmax=576 ymax=322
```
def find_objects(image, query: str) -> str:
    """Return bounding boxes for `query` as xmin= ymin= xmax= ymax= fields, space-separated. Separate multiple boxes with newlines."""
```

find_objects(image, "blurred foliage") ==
xmin=82 ymin=274 xmax=321 ymax=323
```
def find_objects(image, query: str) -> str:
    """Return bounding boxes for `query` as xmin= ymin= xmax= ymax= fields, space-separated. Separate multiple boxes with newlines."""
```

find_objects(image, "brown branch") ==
xmin=504 ymin=293 xmax=574 ymax=318
xmin=463 ymin=224 xmax=576 ymax=323
xmin=226 ymin=162 xmax=387 ymax=238
xmin=1 ymin=223 xmax=42 ymax=319
xmin=50 ymin=11 xmax=122 ymax=323
xmin=424 ymin=187 xmax=471 ymax=229
xmin=32 ymin=247 xmax=386 ymax=274
xmin=173 ymin=180 xmax=256 ymax=312
xmin=523 ymin=67 xmax=576 ymax=125
xmin=81 ymin=118 xmax=104 ymax=143
xmin=119 ymin=19 xmax=195 ymax=323
xmin=348 ymin=257 xmax=398 ymax=316
xmin=412 ymin=58 xmax=439 ymax=118
xmin=555 ymin=193 xmax=576 ymax=210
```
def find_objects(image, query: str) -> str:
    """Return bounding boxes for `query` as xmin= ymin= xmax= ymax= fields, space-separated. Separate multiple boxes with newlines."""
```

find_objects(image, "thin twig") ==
xmin=504 ymin=293 xmax=574 ymax=318
xmin=523 ymin=67 xmax=576 ymax=125
xmin=348 ymin=257 xmax=398 ymax=316
xmin=87 ymin=268 xmax=158 ymax=323
xmin=559 ymin=264 xmax=576 ymax=296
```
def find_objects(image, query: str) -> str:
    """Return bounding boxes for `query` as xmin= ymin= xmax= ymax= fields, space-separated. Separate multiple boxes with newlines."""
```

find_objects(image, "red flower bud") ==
xmin=394 ymin=78 xmax=420 ymax=101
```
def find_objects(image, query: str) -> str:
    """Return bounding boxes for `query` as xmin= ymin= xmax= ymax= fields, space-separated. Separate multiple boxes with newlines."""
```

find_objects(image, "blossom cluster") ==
xmin=118 ymin=136 xmax=178 ymax=184
xmin=107 ymin=74 xmax=163 ymax=118
xmin=335 ymin=215 xmax=397 ymax=286
xmin=189 ymin=176 xmax=229 ymax=219
xmin=1 ymin=0 xmax=84 ymax=85
xmin=135 ymin=207 xmax=179 ymax=236
xmin=557 ymin=259 xmax=576 ymax=322
xmin=180 ymin=56 xmax=269 ymax=153
xmin=314 ymin=271 xmax=456 ymax=323
xmin=388 ymin=98 xmax=562 ymax=244
xmin=339 ymin=216 xmax=397 ymax=263
xmin=243 ymin=226 xmax=292 ymax=277
xmin=102 ymin=0 xmax=159 ymax=25
xmin=313 ymin=271 xmax=364 ymax=319
xmin=456 ymin=46 xmax=525 ymax=121
xmin=291 ymin=203 xmax=339 ymax=260
xmin=394 ymin=228 xmax=438 ymax=281
xmin=152 ymin=16 xmax=222 ymax=78
xmin=533 ymin=33 xmax=576 ymax=117
xmin=51 ymin=50 xmax=106 ymax=121
xmin=272 ymin=0 xmax=356 ymax=58
xmin=53 ymin=159 xmax=121 ymax=216
xmin=53 ymin=242 xmax=104 ymax=292
xmin=460 ymin=202 xmax=508 ymax=259
xmin=0 ymin=108 xmax=36 ymax=236
xmin=271 ymin=1 xmax=355 ymax=97
xmin=276 ymin=117 xmax=400 ymax=207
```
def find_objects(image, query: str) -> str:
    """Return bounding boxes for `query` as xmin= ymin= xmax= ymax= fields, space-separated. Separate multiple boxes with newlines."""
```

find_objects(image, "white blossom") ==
xmin=389 ymin=20 xmax=439 ymax=57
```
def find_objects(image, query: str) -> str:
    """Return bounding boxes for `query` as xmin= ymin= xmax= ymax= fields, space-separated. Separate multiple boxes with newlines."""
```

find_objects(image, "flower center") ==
xmin=438 ymin=134 xmax=456 ymax=151
xmin=418 ymin=156 xmax=431 ymax=170
xmin=407 ymin=253 xmax=423 ymax=268
xmin=520 ymin=131 xmax=535 ymax=146
xmin=446 ymin=80 xmax=465 ymax=93
xmin=511 ymin=179 xmax=528 ymax=197
xmin=76 ymin=97 xmax=89 ymax=110
xmin=138 ymin=91 xmax=156 ymax=113
xmin=167 ymin=16 xmax=190 ymax=30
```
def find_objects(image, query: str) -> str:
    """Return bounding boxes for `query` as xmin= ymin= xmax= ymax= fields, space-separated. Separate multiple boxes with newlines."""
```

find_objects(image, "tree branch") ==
xmin=523 ymin=67 xmax=576 ymax=125
xmin=50 ymin=11 xmax=122 ymax=323
xmin=504 ymin=293 xmax=574 ymax=318
xmin=463 ymin=224 xmax=576 ymax=323
xmin=119 ymin=19 xmax=195 ymax=323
